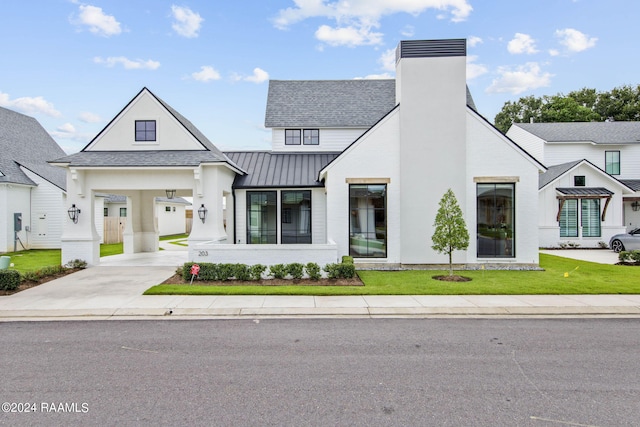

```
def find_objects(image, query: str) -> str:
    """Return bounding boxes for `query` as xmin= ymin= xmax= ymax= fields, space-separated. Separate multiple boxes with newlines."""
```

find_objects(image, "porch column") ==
xmin=60 ymin=170 xmax=100 ymax=266
xmin=123 ymin=190 xmax=159 ymax=253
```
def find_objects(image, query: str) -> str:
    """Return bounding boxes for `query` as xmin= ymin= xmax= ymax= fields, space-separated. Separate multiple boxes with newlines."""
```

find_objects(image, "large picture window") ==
xmin=477 ymin=183 xmax=515 ymax=258
xmin=247 ymin=191 xmax=277 ymax=244
xmin=581 ymin=199 xmax=601 ymax=237
xmin=349 ymin=184 xmax=386 ymax=257
xmin=281 ymin=191 xmax=311 ymax=244
xmin=559 ymin=199 xmax=578 ymax=237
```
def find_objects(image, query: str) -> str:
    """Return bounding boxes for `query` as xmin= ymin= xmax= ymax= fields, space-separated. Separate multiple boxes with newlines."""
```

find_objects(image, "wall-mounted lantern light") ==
xmin=68 ymin=204 xmax=81 ymax=224
xmin=197 ymin=204 xmax=208 ymax=223
xmin=632 ymin=201 xmax=640 ymax=212
xmin=165 ymin=189 xmax=176 ymax=199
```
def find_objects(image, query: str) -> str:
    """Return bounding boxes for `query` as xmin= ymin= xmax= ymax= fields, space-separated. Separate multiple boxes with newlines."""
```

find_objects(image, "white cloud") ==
xmin=56 ymin=123 xmax=76 ymax=133
xmin=555 ymin=28 xmax=597 ymax=52
xmin=273 ymin=0 xmax=472 ymax=46
xmin=401 ymin=25 xmax=415 ymax=37
xmin=548 ymin=49 xmax=560 ymax=57
xmin=94 ymin=56 xmax=160 ymax=70
xmin=379 ymin=48 xmax=397 ymax=72
xmin=315 ymin=24 xmax=383 ymax=47
xmin=171 ymin=5 xmax=203 ymax=38
xmin=191 ymin=66 xmax=221 ymax=82
xmin=507 ymin=33 xmax=538 ymax=54
xmin=354 ymin=73 xmax=394 ymax=80
xmin=486 ymin=62 xmax=552 ymax=94
xmin=0 ymin=91 xmax=62 ymax=117
xmin=73 ymin=4 xmax=122 ymax=37
xmin=79 ymin=111 xmax=102 ymax=123
xmin=466 ymin=55 xmax=488 ymax=80
xmin=244 ymin=68 xmax=270 ymax=84
xmin=468 ymin=36 xmax=483 ymax=47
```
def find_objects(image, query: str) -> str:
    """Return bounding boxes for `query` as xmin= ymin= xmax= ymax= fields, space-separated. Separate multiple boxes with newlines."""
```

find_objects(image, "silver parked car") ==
xmin=609 ymin=228 xmax=640 ymax=252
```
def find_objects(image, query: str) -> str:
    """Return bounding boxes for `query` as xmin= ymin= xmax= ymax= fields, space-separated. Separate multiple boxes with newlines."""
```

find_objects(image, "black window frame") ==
xmin=285 ymin=129 xmax=301 ymax=145
xmin=281 ymin=190 xmax=312 ymax=244
xmin=135 ymin=120 xmax=156 ymax=142
xmin=605 ymin=150 xmax=620 ymax=175
xmin=349 ymin=184 xmax=387 ymax=258
xmin=246 ymin=191 xmax=277 ymax=244
xmin=303 ymin=129 xmax=319 ymax=145
xmin=476 ymin=183 xmax=516 ymax=258
xmin=574 ymin=176 xmax=586 ymax=187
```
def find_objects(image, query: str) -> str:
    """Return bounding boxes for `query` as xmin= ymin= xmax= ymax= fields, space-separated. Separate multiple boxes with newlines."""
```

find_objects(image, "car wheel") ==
xmin=611 ymin=239 xmax=625 ymax=253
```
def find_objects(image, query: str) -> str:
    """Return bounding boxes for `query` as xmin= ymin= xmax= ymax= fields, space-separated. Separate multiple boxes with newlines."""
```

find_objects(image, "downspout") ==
xmin=232 ymin=187 xmax=237 ymax=244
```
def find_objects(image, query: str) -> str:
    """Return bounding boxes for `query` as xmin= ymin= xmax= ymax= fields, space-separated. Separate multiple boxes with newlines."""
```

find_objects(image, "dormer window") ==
xmin=285 ymin=128 xmax=320 ymax=145
xmin=574 ymin=176 xmax=586 ymax=186
xmin=135 ymin=120 xmax=156 ymax=141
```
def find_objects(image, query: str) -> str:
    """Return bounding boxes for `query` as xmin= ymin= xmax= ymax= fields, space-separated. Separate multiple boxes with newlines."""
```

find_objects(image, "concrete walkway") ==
xmin=1 ymin=248 xmax=638 ymax=320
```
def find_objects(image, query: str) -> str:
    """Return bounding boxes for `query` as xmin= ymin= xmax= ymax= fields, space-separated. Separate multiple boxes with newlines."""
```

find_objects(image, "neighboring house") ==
xmin=52 ymin=39 xmax=546 ymax=267
xmin=0 ymin=106 xmax=67 ymax=253
xmin=507 ymin=122 xmax=640 ymax=247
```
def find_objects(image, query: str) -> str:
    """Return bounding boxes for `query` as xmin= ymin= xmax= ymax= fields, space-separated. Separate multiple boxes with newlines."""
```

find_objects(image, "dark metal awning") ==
xmin=556 ymin=187 xmax=614 ymax=222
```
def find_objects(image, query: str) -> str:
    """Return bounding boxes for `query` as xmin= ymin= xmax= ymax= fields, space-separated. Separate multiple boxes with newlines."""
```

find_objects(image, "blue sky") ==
xmin=1 ymin=0 xmax=638 ymax=154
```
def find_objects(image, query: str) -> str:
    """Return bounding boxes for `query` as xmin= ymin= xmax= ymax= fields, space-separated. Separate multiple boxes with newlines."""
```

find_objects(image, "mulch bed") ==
xmin=161 ymin=274 xmax=364 ymax=287
xmin=432 ymin=275 xmax=472 ymax=282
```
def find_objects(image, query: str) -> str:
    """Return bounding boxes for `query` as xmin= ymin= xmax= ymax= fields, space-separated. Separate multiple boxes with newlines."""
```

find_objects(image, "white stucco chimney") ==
xmin=395 ymin=39 xmax=468 ymax=264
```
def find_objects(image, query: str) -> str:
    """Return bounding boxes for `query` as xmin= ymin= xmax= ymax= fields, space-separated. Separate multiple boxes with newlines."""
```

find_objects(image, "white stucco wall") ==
xmin=158 ymin=202 xmax=187 ymax=236
xmin=84 ymin=89 xmax=207 ymax=152
xmin=323 ymin=109 xmax=401 ymax=263
xmin=538 ymin=163 xmax=628 ymax=248
xmin=467 ymin=111 xmax=543 ymax=265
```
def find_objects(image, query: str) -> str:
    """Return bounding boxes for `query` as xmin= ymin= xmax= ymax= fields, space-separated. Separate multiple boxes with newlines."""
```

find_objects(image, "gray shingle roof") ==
xmin=513 ymin=122 xmax=640 ymax=144
xmin=265 ymin=80 xmax=397 ymax=128
xmin=50 ymin=150 xmax=239 ymax=168
xmin=225 ymin=151 xmax=340 ymax=188
xmin=556 ymin=187 xmax=614 ymax=197
xmin=265 ymin=79 xmax=478 ymax=128
xmin=539 ymin=160 xmax=582 ymax=189
xmin=0 ymin=106 xmax=67 ymax=190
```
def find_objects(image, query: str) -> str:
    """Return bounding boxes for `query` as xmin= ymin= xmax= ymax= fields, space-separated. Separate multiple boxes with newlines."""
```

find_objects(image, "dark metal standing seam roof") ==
xmin=225 ymin=151 xmax=340 ymax=188
xmin=556 ymin=187 xmax=614 ymax=197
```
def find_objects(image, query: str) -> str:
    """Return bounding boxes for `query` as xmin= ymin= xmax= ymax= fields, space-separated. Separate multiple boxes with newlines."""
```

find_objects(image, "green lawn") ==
xmin=145 ymin=253 xmax=640 ymax=296
xmin=160 ymin=234 xmax=189 ymax=241
xmin=4 ymin=249 xmax=62 ymax=273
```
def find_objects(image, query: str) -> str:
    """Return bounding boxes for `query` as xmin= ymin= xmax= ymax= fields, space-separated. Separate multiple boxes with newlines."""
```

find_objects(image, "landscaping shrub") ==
xmin=341 ymin=255 xmax=354 ymax=264
xmin=287 ymin=263 xmax=305 ymax=280
xmin=269 ymin=264 xmax=287 ymax=279
xmin=305 ymin=262 xmax=321 ymax=280
xmin=217 ymin=264 xmax=236 ymax=281
xmin=182 ymin=262 xmax=218 ymax=281
xmin=233 ymin=264 xmax=251 ymax=281
xmin=619 ymin=250 xmax=640 ymax=264
xmin=249 ymin=264 xmax=266 ymax=281
xmin=324 ymin=262 xmax=356 ymax=279
xmin=0 ymin=270 xmax=21 ymax=291
xmin=65 ymin=259 xmax=87 ymax=269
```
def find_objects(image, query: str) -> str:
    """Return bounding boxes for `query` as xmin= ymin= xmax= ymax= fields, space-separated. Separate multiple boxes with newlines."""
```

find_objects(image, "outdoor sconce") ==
xmin=198 ymin=204 xmax=208 ymax=223
xmin=68 ymin=204 xmax=81 ymax=224
xmin=632 ymin=201 xmax=640 ymax=212
xmin=165 ymin=189 xmax=176 ymax=199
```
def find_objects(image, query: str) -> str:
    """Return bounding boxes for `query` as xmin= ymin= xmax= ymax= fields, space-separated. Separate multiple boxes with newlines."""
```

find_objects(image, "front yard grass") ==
xmin=144 ymin=253 xmax=640 ymax=296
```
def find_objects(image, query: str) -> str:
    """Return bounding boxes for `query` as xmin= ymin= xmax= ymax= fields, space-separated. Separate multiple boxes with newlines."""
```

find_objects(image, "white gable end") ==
xmin=85 ymin=89 xmax=206 ymax=152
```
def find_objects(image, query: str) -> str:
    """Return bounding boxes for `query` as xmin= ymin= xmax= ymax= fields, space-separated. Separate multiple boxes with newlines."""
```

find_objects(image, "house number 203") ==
xmin=198 ymin=251 xmax=208 ymax=257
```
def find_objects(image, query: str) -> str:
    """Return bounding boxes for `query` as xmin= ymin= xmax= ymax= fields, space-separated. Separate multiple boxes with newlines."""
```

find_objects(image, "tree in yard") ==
xmin=431 ymin=189 xmax=469 ymax=277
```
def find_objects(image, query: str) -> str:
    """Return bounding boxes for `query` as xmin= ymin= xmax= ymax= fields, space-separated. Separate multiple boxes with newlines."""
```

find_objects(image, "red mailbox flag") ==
xmin=190 ymin=264 xmax=200 ymax=276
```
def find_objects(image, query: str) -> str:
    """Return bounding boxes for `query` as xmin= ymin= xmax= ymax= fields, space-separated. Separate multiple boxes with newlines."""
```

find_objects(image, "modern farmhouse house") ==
xmin=52 ymin=39 xmax=546 ymax=268
xmin=507 ymin=122 xmax=640 ymax=247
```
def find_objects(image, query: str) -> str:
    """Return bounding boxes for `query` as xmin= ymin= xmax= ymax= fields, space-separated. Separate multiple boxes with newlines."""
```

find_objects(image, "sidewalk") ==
xmin=1 ymin=249 xmax=638 ymax=320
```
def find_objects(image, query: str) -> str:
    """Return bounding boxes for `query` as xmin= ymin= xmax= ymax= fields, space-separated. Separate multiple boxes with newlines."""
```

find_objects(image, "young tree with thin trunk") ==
xmin=431 ymin=189 xmax=470 ymax=276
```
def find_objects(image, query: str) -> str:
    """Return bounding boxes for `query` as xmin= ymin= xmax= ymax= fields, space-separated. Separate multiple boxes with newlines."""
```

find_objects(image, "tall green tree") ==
xmin=493 ymin=84 xmax=640 ymax=133
xmin=431 ymin=189 xmax=469 ymax=277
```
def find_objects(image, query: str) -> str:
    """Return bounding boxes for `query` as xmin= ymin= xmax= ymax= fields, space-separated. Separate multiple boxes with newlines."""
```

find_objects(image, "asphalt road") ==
xmin=0 ymin=319 xmax=638 ymax=426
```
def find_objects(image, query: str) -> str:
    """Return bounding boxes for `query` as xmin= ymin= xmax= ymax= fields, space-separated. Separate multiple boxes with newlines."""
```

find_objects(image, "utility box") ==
xmin=14 ymin=213 xmax=22 ymax=232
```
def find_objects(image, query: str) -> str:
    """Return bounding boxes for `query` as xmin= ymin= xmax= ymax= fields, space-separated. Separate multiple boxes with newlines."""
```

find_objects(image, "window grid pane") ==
xmin=247 ymin=191 xmax=277 ymax=244
xmin=285 ymin=129 xmax=301 ymax=145
xmin=135 ymin=120 xmax=156 ymax=141
xmin=559 ymin=199 xmax=578 ymax=237
xmin=605 ymin=151 xmax=620 ymax=175
xmin=281 ymin=190 xmax=312 ymax=244
xmin=581 ymin=199 xmax=601 ymax=237
xmin=303 ymin=129 xmax=319 ymax=145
